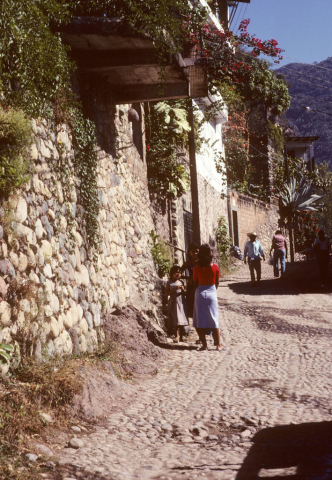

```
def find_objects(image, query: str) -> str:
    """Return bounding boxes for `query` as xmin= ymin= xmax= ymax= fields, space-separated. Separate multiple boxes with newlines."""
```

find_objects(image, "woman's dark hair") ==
xmin=169 ymin=265 xmax=181 ymax=278
xmin=188 ymin=242 xmax=199 ymax=253
xmin=187 ymin=242 xmax=199 ymax=257
xmin=275 ymin=230 xmax=282 ymax=235
xmin=198 ymin=244 xmax=213 ymax=267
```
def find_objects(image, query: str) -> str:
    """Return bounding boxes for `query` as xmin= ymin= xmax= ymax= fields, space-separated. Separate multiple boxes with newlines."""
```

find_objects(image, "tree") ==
xmin=145 ymin=100 xmax=190 ymax=199
xmin=239 ymin=59 xmax=291 ymax=117
xmin=0 ymin=0 xmax=73 ymax=117
xmin=215 ymin=56 xmax=290 ymax=199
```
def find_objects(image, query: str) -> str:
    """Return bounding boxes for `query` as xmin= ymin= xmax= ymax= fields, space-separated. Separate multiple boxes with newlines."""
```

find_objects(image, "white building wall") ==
xmin=194 ymin=95 xmax=228 ymax=195
xmin=193 ymin=95 xmax=229 ymax=244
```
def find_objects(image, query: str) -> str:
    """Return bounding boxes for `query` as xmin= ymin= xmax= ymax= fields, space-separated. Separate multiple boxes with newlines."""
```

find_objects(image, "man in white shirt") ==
xmin=244 ymin=232 xmax=265 ymax=286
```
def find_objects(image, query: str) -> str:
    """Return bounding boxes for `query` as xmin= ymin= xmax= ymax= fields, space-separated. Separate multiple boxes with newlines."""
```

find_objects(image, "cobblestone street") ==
xmin=59 ymin=261 xmax=332 ymax=480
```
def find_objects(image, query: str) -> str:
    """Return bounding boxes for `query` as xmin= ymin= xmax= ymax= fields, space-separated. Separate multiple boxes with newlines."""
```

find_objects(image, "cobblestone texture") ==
xmin=56 ymin=261 xmax=332 ymax=480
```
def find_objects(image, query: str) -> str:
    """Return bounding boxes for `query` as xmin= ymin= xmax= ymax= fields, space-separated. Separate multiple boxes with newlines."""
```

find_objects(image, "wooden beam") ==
xmin=72 ymin=49 xmax=159 ymax=69
xmin=110 ymin=82 xmax=189 ymax=103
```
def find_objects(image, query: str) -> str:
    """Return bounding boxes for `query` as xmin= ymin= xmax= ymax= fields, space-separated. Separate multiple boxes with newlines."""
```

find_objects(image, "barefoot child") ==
xmin=166 ymin=265 xmax=189 ymax=343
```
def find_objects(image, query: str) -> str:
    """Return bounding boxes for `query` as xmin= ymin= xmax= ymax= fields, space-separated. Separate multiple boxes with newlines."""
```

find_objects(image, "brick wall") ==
xmin=228 ymin=190 xmax=282 ymax=255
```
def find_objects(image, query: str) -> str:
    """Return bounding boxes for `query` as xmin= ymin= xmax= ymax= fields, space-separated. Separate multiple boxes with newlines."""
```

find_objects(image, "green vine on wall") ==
xmin=49 ymin=108 xmax=100 ymax=256
xmin=71 ymin=112 xmax=100 ymax=255
xmin=150 ymin=230 xmax=172 ymax=278
xmin=0 ymin=107 xmax=32 ymax=198
xmin=215 ymin=216 xmax=232 ymax=269
xmin=145 ymin=101 xmax=190 ymax=199
xmin=0 ymin=2 xmax=100 ymax=254
xmin=267 ymin=121 xmax=284 ymax=155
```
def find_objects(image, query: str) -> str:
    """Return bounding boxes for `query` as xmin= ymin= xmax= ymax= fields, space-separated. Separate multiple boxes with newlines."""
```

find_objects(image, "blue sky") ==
xmin=230 ymin=0 xmax=332 ymax=68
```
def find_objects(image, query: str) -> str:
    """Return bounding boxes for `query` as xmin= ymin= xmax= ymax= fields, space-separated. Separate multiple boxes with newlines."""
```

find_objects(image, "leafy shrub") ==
xmin=150 ymin=230 xmax=172 ymax=278
xmin=145 ymin=101 xmax=190 ymax=199
xmin=215 ymin=216 xmax=232 ymax=269
xmin=267 ymin=121 xmax=284 ymax=154
xmin=0 ymin=107 xmax=32 ymax=198
xmin=0 ymin=0 xmax=73 ymax=118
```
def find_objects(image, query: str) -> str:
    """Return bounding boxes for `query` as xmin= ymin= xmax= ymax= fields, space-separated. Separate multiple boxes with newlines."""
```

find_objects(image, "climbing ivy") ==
xmin=0 ymin=0 xmax=73 ymax=118
xmin=70 ymin=111 xmax=100 ymax=255
xmin=0 ymin=1 xmax=100 ymax=253
xmin=145 ymin=101 xmax=190 ymax=199
xmin=72 ymin=0 xmax=206 ymax=60
xmin=215 ymin=216 xmax=232 ymax=270
xmin=267 ymin=121 xmax=284 ymax=155
xmin=150 ymin=230 xmax=172 ymax=278
xmin=0 ymin=106 xmax=32 ymax=198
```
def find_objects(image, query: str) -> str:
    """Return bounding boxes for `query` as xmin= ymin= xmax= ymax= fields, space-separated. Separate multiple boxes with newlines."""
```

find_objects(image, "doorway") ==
xmin=232 ymin=210 xmax=239 ymax=247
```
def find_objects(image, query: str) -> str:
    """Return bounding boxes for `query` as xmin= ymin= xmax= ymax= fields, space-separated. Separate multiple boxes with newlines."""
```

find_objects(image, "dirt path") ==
xmin=57 ymin=260 xmax=332 ymax=480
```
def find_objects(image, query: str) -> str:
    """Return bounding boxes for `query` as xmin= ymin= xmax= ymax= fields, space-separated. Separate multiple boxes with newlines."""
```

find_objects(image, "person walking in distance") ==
xmin=269 ymin=230 xmax=288 ymax=278
xmin=314 ymin=230 xmax=331 ymax=287
xmin=244 ymin=232 xmax=265 ymax=286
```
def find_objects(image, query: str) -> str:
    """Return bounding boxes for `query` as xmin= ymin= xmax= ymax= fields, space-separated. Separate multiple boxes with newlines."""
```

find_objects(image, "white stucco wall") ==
xmin=194 ymin=95 xmax=228 ymax=195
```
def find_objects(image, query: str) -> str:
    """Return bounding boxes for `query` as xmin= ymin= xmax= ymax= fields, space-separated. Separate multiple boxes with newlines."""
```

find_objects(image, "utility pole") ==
xmin=283 ymin=146 xmax=295 ymax=262
xmin=284 ymin=146 xmax=289 ymax=182
xmin=187 ymin=99 xmax=201 ymax=245
xmin=218 ymin=1 xmax=251 ymax=29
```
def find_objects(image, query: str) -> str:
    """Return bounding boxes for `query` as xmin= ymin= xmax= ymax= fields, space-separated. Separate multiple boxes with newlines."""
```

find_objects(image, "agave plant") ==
xmin=0 ymin=342 xmax=21 ymax=375
xmin=154 ymin=102 xmax=191 ymax=135
xmin=278 ymin=176 xmax=323 ymax=216
xmin=276 ymin=177 xmax=324 ymax=262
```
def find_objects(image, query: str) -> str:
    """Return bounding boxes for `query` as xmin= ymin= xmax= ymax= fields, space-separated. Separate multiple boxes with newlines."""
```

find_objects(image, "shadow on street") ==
xmin=236 ymin=421 xmax=332 ymax=479
xmin=154 ymin=342 xmax=198 ymax=351
xmin=226 ymin=260 xmax=332 ymax=296
xmin=227 ymin=278 xmax=332 ymax=296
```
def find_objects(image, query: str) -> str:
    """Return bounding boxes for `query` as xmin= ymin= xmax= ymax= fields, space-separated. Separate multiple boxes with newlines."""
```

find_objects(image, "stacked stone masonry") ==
xmin=0 ymin=104 xmax=158 ymax=358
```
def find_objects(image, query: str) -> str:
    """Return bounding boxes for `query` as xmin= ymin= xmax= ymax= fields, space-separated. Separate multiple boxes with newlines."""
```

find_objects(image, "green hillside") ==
xmin=276 ymin=57 xmax=332 ymax=167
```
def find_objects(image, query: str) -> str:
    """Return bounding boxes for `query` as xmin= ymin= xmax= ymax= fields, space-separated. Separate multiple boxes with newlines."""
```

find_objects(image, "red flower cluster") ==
xmin=238 ymin=19 xmax=284 ymax=63
xmin=182 ymin=16 xmax=284 ymax=87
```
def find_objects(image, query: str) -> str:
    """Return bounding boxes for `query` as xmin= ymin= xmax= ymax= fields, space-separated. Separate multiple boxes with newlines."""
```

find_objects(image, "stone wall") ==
xmin=228 ymin=190 xmax=281 ymax=254
xmin=0 ymin=104 xmax=159 ymax=358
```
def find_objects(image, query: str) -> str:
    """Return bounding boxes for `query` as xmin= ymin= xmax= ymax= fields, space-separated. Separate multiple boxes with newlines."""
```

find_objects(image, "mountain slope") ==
xmin=276 ymin=57 xmax=332 ymax=167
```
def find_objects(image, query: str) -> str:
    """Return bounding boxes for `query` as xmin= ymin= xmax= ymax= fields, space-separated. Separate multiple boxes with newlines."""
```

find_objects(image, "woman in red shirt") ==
xmin=193 ymin=244 xmax=223 ymax=351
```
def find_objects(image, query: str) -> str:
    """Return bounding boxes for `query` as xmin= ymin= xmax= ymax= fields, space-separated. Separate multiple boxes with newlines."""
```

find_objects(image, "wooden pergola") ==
xmin=61 ymin=17 xmax=208 ymax=104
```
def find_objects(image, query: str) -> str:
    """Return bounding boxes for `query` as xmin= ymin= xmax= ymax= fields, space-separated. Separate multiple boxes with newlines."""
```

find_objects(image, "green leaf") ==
xmin=0 ymin=344 xmax=14 ymax=353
